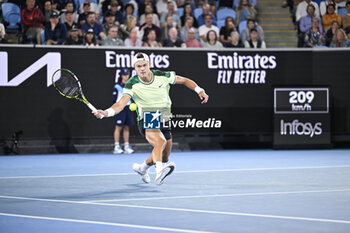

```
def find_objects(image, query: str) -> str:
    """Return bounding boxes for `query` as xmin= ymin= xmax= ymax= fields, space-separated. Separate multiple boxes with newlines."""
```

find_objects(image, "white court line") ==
xmin=81 ymin=189 xmax=350 ymax=203
xmin=0 ymin=165 xmax=349 ymax=179
xmin=0 ymin=212 xmax=215 ymax=233
xmin=0 ymin=194 xmax=350 ymax=225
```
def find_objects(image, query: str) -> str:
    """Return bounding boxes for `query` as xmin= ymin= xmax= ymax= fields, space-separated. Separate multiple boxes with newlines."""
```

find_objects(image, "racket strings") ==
xmin=54 ymin=71 xmax=81 ymax=98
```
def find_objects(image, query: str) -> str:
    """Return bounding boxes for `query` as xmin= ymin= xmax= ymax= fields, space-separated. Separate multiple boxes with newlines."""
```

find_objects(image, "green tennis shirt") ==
xmin=123 ymin=70 xmax=177 ymax=122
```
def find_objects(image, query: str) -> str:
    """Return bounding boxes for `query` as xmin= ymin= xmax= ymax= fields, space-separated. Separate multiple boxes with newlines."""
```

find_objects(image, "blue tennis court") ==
xmin=1 ymin=149 xmax=350 ymax=233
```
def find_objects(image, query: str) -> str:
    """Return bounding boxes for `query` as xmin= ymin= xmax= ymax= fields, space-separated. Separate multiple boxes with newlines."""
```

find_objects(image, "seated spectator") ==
xmin=21 ymin=0 xmax=45 ymax=44
xmin=84 ymin=28 xmax=99 ymax=46
xmin=244 ymin=28 xmax=266 ymax=48
xmin=236 ymin=0 xmax=257 ymax=25
xmin=102 ymin=26 xmax=124 ymax=46
xmin=45 ymin=11 xmax=67 ymax=44
xmin=161 ymin=15 xmax=176 ymax=39
xmin=82 ymin=12 xmax=106 ymax=42
xmin=180 ymin=3 xmax=198 ymax=27
xmin=0 ymin=23 xmax=6 ymax=39
xmin=100 ymin=0 xmax=124 ymax=16
xmin=304 ymin=17 xmax=325 ymax=47
xmin=124 ymin=27 xmax=142 ymax=47
xmin=120 ymin=15 xmax=140 ymax=40
xmin=65 ymin=26 xmax=84 ymax=45
xmin=225 ymin=31 xmax=244 ymax=47
xmin=142 ymin=29 xmax=162 ymax=47
xmin=329 ymin=28 xmax=350 ymax=46
xmin=202 ymin=30 xmax=223 ymax=48
xmin=198 ymin=14 xmax=220 ymax=43
xmin=104 ymin=1 xmax=124 ymax=25
xmin=163 ymin=27 xmax=186 ymax=47
xmin=320 ymin=0 xmax=336 ymax=16
xmin=139 ymin=0 xmax=158 ymax=17
xmin=78 ymin=3 xmax=90 ymax=26
xmin=157 ymin=0 xmax=178 ymax=18
xmin=123 ymin=3 xmax=136 ymax=23
xmin=322 ymin=4 xmax=342 ymax=30
xmin=80 ymin=0 xmax=100 ymax=16
xmin=341 ymin=1 xmax=350 ymax=30
xmin=180 ymin=16 xmax=200 ymax=41
xmin=325 ymin=20 xmax=340 ymax=46
xmin=60 ymin=1 xmax=78 ymax=24
xmin=139 ymin=3 xmax=160 ymax=27
xmin=298 ymin=4 xmax=322 ymax=47
xmin=346 ymin=27 xmax=350 ymax=39
xmin=0 ymin=24 xmax=7 ymax=43
xmin=234 ymin=0 xmax=257 ymax=8
xmin=241 ymin=18 xmax=264 ymax=43
xmin=140 ymin=13 xmax=162 ymax=42
xmin=219 ymin=16 xmax=238 ymax=45
xmin=296 ymin=0 xmax=320 ymax=22
xmin=43 ymin=0 xmax=53 ymax=24
xmin=185 ymin=27 xmax=202 ymax=47
xmin=209 ymin=1 xmax=218 ymax=19
xmin=160 ymin=1 xmax=181 ymax=29
xmin=64 ymin=11 xmax=79 ymax=34
xmin=197 ymin=2 xmax=217 ymax=26
xmin=103 ymin=11 xmax=118 ymax=35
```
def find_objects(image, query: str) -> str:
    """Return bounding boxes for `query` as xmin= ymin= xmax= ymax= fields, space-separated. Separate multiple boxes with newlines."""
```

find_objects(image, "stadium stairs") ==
xmin=257 ymin=0 xmax=297 ymax=47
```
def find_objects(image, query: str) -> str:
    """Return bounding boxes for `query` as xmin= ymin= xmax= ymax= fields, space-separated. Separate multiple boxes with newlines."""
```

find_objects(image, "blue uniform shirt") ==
xmin=113 ymin=82 xmax=131 ymax=105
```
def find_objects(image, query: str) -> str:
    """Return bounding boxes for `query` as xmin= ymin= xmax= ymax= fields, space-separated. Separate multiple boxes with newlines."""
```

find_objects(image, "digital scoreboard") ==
xmin=273 ymin=87 xmax=331 ymax=148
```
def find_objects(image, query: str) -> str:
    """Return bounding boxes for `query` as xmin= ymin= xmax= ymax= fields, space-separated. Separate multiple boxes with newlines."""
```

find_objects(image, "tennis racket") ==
xmin=52 ymin=68 xmax=99 ymax=114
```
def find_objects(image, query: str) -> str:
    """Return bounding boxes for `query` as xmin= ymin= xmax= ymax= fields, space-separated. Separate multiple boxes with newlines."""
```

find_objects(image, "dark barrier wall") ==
xmin=0 ymin=46 xmax=349 ymax=144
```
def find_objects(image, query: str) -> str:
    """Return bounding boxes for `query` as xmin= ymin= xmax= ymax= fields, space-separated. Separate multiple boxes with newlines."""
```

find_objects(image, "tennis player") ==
xmin=94 ymin=52 xmax=209 ymax=185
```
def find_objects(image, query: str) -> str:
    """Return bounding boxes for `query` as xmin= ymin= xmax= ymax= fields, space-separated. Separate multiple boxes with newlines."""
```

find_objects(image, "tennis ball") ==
xmin=129 ymin=103 xmax=137 ymax=111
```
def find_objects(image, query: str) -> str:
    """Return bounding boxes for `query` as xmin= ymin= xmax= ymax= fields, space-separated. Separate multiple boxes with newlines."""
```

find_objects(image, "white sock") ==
xmin=155 ymin=162 xmax=163 ymax=174
xmin=124 ymin=142 xmax=129 ymax=148
xmin=114 ymin=142 xmax=120 ymax=147
xmin=140 ymin=162 xmax=150 ymax=172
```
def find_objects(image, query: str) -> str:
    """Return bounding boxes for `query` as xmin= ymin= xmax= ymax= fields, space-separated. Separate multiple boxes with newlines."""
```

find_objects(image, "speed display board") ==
xmin=273 ymin=87 xmax=331 ymax=148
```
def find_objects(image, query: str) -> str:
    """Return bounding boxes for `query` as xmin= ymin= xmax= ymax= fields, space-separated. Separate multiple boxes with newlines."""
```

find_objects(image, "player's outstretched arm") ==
xmin=93 ymin=95 xmax=131 ymax=119
xmin=175 ymin=76 xmax=209 ymax=104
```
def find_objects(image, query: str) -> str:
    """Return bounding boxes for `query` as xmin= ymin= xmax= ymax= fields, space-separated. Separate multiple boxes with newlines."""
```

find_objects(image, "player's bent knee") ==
xmin=157 ymin=138 xmax=167 ymax=149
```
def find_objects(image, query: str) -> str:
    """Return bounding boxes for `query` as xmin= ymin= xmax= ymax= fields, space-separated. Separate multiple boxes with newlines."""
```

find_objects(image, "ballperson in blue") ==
xmin=113 ymin=69 xmax=135 ymax=154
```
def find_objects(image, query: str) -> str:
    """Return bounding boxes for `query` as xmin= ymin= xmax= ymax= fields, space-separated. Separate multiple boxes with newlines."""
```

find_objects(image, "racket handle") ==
xmin=87 ymin=103 xmax=104 ymax=119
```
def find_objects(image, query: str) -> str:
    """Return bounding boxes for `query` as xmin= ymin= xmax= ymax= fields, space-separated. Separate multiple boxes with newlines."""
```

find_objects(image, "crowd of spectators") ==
xmin=292 ymin=0 xmax=350 ymax=47
xmin=0 ymin=0 xmax=267 ymax=48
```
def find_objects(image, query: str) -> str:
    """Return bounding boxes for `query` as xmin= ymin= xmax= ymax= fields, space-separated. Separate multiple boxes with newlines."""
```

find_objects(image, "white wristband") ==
xmin=194 ymin=86 xmax=204 ymax=94
xmin=105 ymin=108 xmax=115 ymax=117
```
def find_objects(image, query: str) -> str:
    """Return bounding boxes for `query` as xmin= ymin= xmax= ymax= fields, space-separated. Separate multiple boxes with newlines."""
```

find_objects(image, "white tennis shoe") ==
xmin=155 ymin=162 xmax=175 ymax=185
xmin=124 ymin=145 xmax=134 ymax=154
xmin=113 ymin=145 xmax=123 ymax=154
xmin=132 ymin=163 xmax=150 ymax=183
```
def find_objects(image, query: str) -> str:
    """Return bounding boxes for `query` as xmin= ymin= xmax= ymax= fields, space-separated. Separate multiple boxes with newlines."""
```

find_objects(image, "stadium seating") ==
xmin=238 ymin=20 xmax=247 ymax=34
xmin=193 ymin=8 xmax=203 ymax=20
xmin=1 ymin=2 xmax=21 ymax=30
xmin=177 ymin=7 xmax=184 ymax=17
xmin=216 ymin=8 xmax=236 ymax=21
xmin=41 ymin=30 xmax=45 ymax=45
xmin=338 ymin=8 xmax=347 ymax=17
xmin=216 ymin=19 xmax=225 ymax=30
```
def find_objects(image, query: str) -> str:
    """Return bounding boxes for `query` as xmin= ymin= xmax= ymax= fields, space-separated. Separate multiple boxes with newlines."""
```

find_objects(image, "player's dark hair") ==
xmin=135 ymin=53 xmax=145 ymax=59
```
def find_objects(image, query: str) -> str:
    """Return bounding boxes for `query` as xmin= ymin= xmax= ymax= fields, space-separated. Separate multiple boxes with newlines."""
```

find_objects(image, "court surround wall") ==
xmin=0 ymin=46 xmax=349 ymax=148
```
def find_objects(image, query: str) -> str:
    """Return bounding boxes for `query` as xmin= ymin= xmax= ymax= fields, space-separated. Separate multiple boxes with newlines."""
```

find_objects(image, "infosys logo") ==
xmin=280 ymin=119 xmax=322 ymax=138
